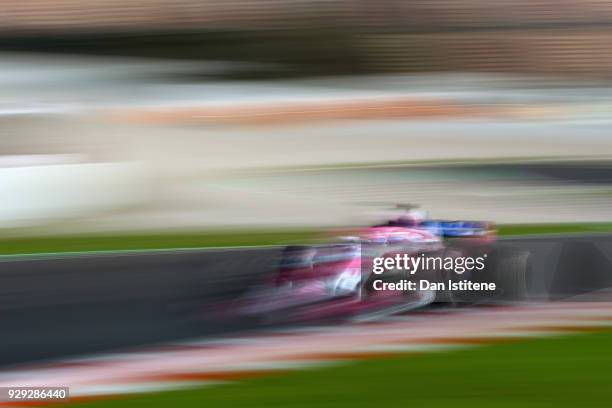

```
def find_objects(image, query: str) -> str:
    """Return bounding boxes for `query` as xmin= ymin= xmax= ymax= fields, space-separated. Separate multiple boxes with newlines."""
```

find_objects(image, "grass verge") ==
xmin=496 ymin=222 xmax=612 ymax=236
xmin=0 ymin=230 xmax=321 ymax=256
xmin=0 ymin=222 xmax=611 ymax=256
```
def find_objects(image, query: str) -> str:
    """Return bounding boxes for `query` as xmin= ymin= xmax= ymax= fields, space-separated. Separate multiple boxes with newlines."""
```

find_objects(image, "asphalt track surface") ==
xmin=2 ymin=233 xmax=612 ymax=368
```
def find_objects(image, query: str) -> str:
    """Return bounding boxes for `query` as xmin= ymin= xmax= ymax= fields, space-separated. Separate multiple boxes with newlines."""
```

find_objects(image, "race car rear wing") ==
xmin=420 ymin=220 xmax=494 ymax=238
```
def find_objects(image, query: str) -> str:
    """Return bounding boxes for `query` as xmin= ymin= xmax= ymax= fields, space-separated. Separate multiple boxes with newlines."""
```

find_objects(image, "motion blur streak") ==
xmin=2 ymin=301 xmax=612 ymax=401
xmin=1 ymin=1 xmax=612 ymax=407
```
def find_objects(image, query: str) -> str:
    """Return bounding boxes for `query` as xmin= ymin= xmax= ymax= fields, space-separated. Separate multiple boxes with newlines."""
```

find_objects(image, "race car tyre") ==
xmin=279 ymin=245 xmax=316 ymax=271
xmin=486 ymin=248 xmax=531 ymax=300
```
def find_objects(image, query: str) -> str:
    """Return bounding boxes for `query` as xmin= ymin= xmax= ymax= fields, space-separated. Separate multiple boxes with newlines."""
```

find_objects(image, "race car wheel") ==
xmin=486 ymin=248 xmax=531 ymax=300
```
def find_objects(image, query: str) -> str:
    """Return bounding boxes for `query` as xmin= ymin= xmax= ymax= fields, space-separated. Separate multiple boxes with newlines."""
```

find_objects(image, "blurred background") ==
xmin=3 ymin=2 xmax=612 ymax=407
xmin=1 ymin=0 xmax=612 ymax=234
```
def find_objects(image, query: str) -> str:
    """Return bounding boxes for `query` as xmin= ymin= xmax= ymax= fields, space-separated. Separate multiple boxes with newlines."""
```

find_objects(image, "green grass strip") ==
xmin=0 ymin=223 xmax=612 ymax=256
xmin=497 ymin=222 xmax=612 ymax=236
xmin=0 ymin=230 xmax=321 ymax=256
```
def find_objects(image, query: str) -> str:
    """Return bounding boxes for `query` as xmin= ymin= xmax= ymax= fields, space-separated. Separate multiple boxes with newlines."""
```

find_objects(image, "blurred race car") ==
xmin=218 ymin=207 xmax=530 ymax=324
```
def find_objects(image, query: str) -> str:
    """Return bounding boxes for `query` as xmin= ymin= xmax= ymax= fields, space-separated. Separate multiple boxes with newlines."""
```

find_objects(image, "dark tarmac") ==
xmin=2 ymin=233 xmax=612 ymax=368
